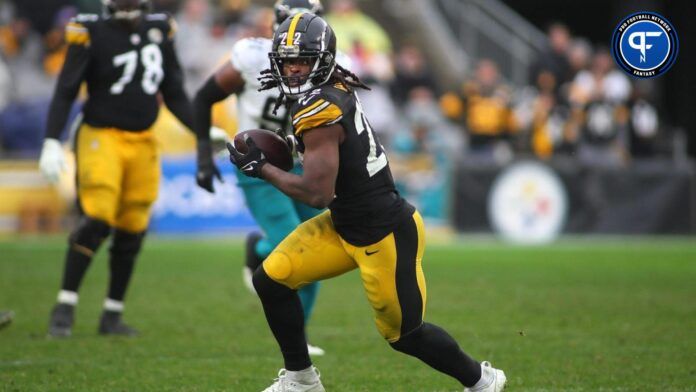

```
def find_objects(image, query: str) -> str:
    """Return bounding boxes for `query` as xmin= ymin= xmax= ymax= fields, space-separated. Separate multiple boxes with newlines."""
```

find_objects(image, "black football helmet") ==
xmin=269 ymin=13 xmax=336 ymax=98
xmin=103 ymin=0 xmax=151 ymax=21
xmin=274 ymin=0 xmax=324 ymax=27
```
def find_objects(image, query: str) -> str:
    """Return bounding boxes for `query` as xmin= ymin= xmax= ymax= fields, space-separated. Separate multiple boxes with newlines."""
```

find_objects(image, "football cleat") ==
xmin=98 ymin=310 xmax=138 ymax=336
xmin=243 ymin=232 xmax=264 ymax=295
xmin=306 ymin=343 xmax=325 ymax=356
xmin=464 ymin=361 xmax=507 ymax=392
xmin=47 ymin=303 xmax=75 ymax=338
xmin=262 ymin=367 xmax=325 ymax=392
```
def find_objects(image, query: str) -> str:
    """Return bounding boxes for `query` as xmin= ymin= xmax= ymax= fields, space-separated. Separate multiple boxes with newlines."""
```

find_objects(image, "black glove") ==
xmin=226 ymin=135 xmax=267 ymax=178
xmin=196 ymin=140 xmax=223 ymax=193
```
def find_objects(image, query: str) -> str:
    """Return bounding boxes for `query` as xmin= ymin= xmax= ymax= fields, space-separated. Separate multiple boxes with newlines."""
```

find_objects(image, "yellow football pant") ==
xmin=263 ymin=210 xmax=427 ymax=342
xmin=76 ymin=124 xmax=160 ymax=233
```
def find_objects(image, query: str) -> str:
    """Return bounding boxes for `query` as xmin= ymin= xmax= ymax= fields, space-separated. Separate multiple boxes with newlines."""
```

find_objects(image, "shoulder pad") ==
xmin=230 ymin=37 xmax=272 ymax=76
xmin=145 ymin=13 xmax=176 ymax=39
xmin=292 ymin=87 xmax=346 ymax=135
xmin=65 ymin=15 xmax=96 ymax=46
xmin=73 ymin=14 xmax=100 ymax=23
xmin=145 ymin=13 xmax=169 ymax=21
xmin=331 ymin=82 xmax=349 ymax=93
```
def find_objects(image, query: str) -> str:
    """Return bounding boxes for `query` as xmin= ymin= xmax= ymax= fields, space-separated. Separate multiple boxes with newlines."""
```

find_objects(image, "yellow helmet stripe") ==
xmin=286 ymin=12 xmax=305 ymax=46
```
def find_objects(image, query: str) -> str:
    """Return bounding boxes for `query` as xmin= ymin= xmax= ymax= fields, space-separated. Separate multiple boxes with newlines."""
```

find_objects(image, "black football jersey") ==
xmin=289 ymin=83 xmax=415 ymax=246
xmin=50 ymin=13 xmax=182 ymax=134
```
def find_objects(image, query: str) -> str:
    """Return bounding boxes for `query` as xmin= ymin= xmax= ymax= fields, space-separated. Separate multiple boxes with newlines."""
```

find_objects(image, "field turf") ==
xmin=0 ymin=236 xmax=695 ymax=391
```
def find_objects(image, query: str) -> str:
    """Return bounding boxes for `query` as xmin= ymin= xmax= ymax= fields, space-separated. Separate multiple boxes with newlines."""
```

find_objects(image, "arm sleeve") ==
xmin=45 ymin=30 xmax=90 ymax=140
xmin=159 ymin=38 xmax=198 ymax=137
xmin=192 ymin=76 xmax=230 ymax=143
xmin=191 ymin=39 xmax=253 ymax=142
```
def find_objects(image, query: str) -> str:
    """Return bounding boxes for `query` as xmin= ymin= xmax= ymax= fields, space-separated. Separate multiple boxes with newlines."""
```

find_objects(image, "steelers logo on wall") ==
xmin=611 ymin=12 xmax=678 ymax=78
xmin=488 ymin=162 xmax=568 ymax=244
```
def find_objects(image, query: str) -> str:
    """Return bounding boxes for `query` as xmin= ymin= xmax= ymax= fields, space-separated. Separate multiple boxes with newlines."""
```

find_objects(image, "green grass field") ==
xmin=0 ymin=236 xmax=695 ymax=391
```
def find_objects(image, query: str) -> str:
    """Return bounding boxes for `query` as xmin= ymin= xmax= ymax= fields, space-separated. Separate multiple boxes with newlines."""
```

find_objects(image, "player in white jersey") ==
xmin=230 ymin=38 xmax=288 ymax=132
xmin=192 ymin=0 xmax=328 ymax=356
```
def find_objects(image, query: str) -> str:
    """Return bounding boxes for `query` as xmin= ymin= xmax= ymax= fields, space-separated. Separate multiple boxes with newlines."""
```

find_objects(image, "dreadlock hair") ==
xmin=257 ymin=63 xmax=371 ymax=115
xmin=258 ymin=69 xmax=285 ymax=115
xmin=332 ymin=63 xmax=371 ymax=92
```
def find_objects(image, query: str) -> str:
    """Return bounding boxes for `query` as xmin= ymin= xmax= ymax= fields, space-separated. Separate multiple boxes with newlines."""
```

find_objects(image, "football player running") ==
xmin=227 ymin=13 xmax=507 ymax=392
xmin=41 ymin=0 xmax=218 ymax=337
xmin=192 ymin=0 xmax=330 ymax=356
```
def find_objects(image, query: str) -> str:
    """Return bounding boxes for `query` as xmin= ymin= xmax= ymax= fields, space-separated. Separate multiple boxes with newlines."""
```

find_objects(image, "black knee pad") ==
xmin=110 ymin=230 xmax=146 ymax=258
xmin=69 ymin=217 xmax=111 ymax=252
xmin=252 ymin=266 xmax=295 ymax=300
xmin=389 ymin=323 xmax=426 ymax=353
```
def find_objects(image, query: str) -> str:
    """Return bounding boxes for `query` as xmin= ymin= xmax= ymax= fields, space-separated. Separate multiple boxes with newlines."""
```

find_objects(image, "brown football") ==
xmin=233 ymin=129 xmax=293 ymax=172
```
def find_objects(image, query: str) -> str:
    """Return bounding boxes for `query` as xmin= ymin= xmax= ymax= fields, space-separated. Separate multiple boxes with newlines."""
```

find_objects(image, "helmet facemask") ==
xmin=103 ymin=0 xmax=150 ymax=22
xmin=269 ymin=14 xmax=337 ymax=99
xmin=270 ymin=48 xmax=335 ymax=98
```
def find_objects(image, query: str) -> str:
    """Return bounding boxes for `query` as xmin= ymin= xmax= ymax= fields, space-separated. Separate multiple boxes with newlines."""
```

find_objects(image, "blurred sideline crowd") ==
xmin=0 ymin=0 xmax=670 ymax=171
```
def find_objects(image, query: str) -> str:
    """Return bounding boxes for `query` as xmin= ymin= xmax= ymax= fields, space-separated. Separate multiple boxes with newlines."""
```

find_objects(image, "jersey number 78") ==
xmin=110 ymin=44 xmax=164 ymax=95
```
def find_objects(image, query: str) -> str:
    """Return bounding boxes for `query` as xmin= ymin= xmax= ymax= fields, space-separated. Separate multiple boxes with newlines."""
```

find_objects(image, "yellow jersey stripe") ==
xmin=293 ymin=101 xmax=330 ymax=125
xmin=333 ymin=82 xmax=348 ymax=92
xmin=293 ymin=99 xmax=326 ymax=121
xmin=66 ymin=24 xmax=87 ymax=33
xmin=287 ymin=12 xmax=305 ymax=46
xmin=65 ymin=22 xmax=90 ymax=46
xmin=326 ymin=115 xmax=343 ymax=125
xmin=294 ymin=103 xmax=343 ymax=134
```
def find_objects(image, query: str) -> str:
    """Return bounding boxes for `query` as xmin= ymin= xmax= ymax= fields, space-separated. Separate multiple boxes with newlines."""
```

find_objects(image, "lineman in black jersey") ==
xmin=41 ymin=0 xmax=220 ymax=338
xmin=227 ymin=13 xmax=507 ymax=392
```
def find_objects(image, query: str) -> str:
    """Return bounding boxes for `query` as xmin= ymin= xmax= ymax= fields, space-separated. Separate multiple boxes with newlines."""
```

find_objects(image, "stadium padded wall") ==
xmin=452 ymin=159 xmax=696 ymax=234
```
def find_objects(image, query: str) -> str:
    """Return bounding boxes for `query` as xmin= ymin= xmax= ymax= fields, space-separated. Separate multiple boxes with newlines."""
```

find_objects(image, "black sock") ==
xmin=390 ymin=322 xmax=482 ymax=387
xmin=253 ymin=268 xmax=310 ymax=371
xmin=107 ymin=230 xmax=145 ymax=301
xmin=60 ymin=218 xmax=111 ymax=293
xmin=60 ymin=248 xmax=93 ymax=292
